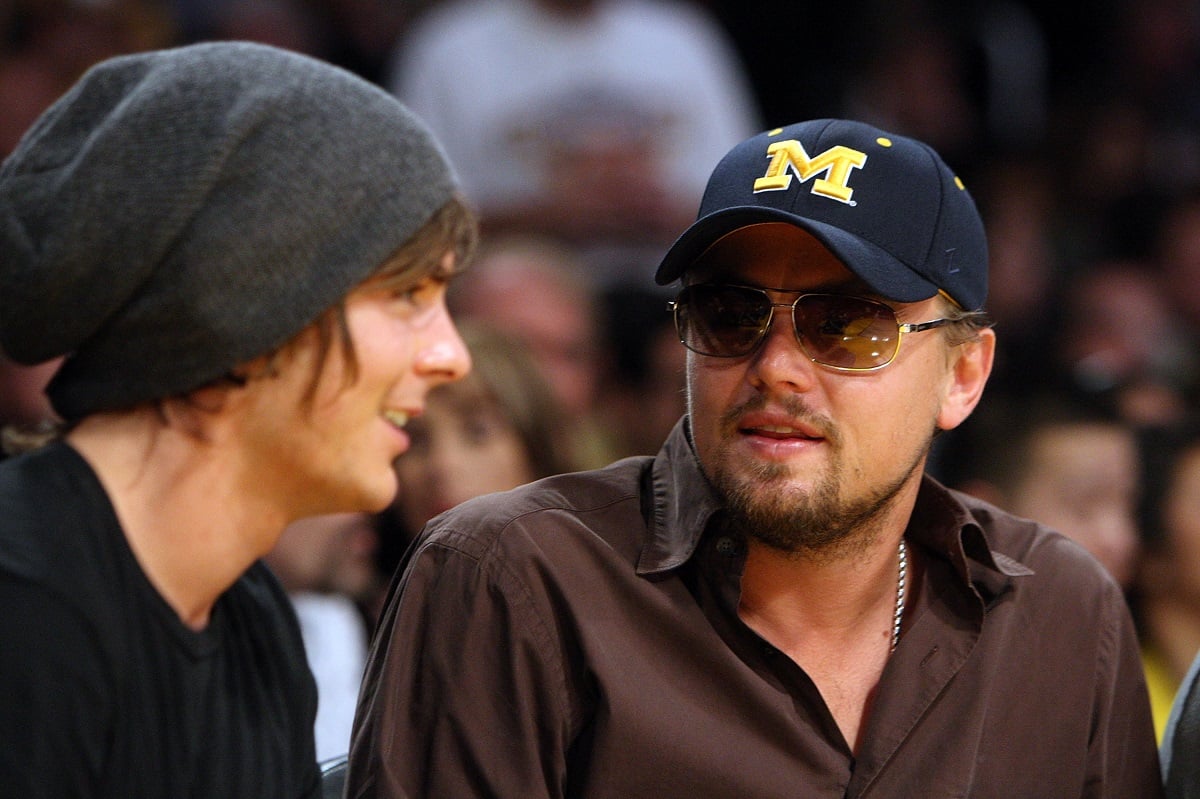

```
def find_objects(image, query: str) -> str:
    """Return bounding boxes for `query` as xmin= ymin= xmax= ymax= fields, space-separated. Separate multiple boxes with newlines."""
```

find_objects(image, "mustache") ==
xmin=717 ymin=394 xmax=839 ymax=445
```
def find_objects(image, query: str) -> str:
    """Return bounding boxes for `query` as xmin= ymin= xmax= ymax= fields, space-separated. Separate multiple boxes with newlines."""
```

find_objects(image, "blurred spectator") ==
xmin=0 ymin=0 xmax=177 ymax=157
xmin=376 ymin=321 xmax=579 ymax=594
xmin=7 ymin=0 xmax=176 ymax=81
xmin=204 ymin=0 xmax=323 ymax=56
xmin=841 ymin=14 xmax=983 ymax=172
xmin=265 ymin=512 xmax=380 ymax=761
xmin=1106 ymin=0 xmax=1200 ymax=193
xmin=449 ymin=234 xmax=622 ymax=469
xmin=1050 ymin=0 xmax=1200 ymax=260
xmin=1154 ymin=189 xmax=1200 ymax=338
xmin=307 ymin=0 xmax=434 ymax=85
xmin=949 ymin=394 xmax=1142 ymax=590
xmin=971 ymin=0 xmax=1049 ymax=153
xmin=267 ymin=512 xmax=381 ymax=610
xmin=967 ymin=152 xmax=1064 ymax=396
xmin=700 ymin=0 xmax=866 ymax=125
xmin=1134 ymin=420 xmax=1200 ymax=742
xmin=709 ymin=0 xmax=1046 ymax=156
xmin=598 ymin=286 xmax=686 ymax=457
xmin=388 ymin=0 xmax=760 ymax=290
xmin=838 ymin=0 xmax=1048 ymax=173
xmin=1049 ymin=257 xmax=1196 ymax=428
xmin=1052 ymin=98 xmax=1174 ymax=264
xmin=0 ymin=51 xmax=62 ymax=157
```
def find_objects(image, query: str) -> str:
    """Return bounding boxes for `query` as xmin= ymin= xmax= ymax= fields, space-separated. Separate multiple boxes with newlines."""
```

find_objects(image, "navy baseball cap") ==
xmin=654 ymin=119 xmax=988 ymax=310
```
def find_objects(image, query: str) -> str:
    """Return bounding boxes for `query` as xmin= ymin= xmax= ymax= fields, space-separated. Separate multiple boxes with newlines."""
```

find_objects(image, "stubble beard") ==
xmin=708 ymin=402 xmax=932 ymax=560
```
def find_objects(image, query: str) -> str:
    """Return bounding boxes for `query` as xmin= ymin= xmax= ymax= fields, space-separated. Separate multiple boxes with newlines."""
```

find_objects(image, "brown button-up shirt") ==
xmin=348 ymin=420 xmax=1163 ymax=798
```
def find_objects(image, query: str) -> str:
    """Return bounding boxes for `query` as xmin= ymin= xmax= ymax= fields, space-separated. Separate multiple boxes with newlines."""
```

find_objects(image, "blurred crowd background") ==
xmin=3 ymin=0 xmax=1200 ymax=758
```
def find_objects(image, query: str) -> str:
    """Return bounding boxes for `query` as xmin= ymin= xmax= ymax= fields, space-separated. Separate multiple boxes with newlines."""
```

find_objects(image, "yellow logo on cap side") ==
xmin=753 ymin=141 xmax=868 ymax=204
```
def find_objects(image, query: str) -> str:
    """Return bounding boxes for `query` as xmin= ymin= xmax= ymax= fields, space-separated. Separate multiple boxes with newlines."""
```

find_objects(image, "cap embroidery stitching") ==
xmin=752 ymin=140 xmax=868 ymax=205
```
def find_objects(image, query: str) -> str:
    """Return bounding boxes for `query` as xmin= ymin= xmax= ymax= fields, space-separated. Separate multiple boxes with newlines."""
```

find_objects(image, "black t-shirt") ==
xmin=0 ymin=441 xmax=321 ymax=798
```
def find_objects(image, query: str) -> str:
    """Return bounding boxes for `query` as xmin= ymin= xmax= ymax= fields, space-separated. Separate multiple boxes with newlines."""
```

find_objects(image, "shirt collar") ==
xmin=905 ymin=472 xmax=1034 ymax=604
xmin=638 ymin=418 xmax=1034 ymax=599
xmin=637 ymin=418 xmax=723 ymax=574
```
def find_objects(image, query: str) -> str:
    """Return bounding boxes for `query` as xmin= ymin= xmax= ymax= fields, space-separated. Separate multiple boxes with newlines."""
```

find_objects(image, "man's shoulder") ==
xmin=422 ymin=456 xmax=654 ymax=551
xmin=954 ymin=487 xmax=1123 ymax=597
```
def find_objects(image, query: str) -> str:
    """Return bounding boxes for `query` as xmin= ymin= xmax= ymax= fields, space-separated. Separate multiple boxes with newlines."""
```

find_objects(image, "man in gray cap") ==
xmin=0 ymin=41 xmax=474 ymax=797
xmin=348 ymin=119 xmax=1163 ymax=796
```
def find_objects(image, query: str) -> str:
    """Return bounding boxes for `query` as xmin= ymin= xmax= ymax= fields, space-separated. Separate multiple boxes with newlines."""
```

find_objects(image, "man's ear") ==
xmin=937 ymin=327 xmax=995 ymax=432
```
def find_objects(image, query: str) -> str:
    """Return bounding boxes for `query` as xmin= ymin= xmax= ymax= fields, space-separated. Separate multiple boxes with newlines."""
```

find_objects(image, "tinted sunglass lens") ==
xmin=794 ymin=295 xmax=900 ymax=369
xmin=679 ymin=285 xmax=771 ymax=356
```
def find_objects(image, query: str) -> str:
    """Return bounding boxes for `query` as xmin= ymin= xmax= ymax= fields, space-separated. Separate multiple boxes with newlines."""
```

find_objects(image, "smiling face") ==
xmin=684 ymin=223 xmax=993 ymax=555
xmin=238 ymin=251 xmax=472 ymax=520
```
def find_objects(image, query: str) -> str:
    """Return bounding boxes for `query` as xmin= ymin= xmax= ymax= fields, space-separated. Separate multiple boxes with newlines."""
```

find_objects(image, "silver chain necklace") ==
xmin=890 ymin=539 xmax=908 ymax=653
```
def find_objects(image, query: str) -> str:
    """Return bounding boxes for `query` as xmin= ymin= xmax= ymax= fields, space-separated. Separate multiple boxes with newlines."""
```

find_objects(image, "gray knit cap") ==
xmin=0 ymin=41 xmax=459 ymax=420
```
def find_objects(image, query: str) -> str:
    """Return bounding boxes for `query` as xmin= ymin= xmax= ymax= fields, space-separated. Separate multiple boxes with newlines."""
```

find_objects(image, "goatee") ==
xmin=709 ymin=397 xmax=929 ymax=560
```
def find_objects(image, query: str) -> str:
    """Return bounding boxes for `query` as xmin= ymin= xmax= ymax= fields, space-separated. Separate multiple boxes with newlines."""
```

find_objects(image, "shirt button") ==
xmin=715 ymin=536 xmax=738 ymax=556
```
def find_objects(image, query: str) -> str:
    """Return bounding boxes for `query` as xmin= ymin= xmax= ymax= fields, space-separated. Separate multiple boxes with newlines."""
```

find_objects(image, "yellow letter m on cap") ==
xmin=753 ymin=141 xmax=867 ymax=204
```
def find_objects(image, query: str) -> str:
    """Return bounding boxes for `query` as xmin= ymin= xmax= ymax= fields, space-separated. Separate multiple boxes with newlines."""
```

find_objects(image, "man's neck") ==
xmin=67 ymin=410 xmax=287 ymax=631
xmin=739 ymin=534 xmax=905 ymax=649
xmin=738 ymin=533 xmax=910 ymax=752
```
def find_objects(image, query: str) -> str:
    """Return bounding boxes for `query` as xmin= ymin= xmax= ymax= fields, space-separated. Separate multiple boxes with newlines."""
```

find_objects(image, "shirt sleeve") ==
xmin=0 ymin=575 xmax=114 ymax=798
xmin=348 ymin=530 xmax=578 ymax=799
xmin=1085 ymin=584 xmax=1166 ymax=799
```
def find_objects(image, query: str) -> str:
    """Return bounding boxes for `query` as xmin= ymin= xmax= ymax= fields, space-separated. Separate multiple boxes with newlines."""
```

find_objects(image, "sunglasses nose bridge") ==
xmin=756 ymin=297 xmax=815 ymax=359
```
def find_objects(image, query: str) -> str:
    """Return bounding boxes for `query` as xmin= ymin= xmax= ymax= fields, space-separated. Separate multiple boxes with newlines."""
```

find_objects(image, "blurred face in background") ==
xmin=1009 ymin=424 xmax=1142 ymax=588
xmin=392 ymin=375 xmax=538 ymax=533
xmin=265 ymin=512 xmax=380 ymax=600
xmin=450 ymin=242 xmax=603 ymax=419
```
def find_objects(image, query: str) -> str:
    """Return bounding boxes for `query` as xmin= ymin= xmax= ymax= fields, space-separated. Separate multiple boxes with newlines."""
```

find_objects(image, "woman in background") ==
xmin=372 ymin=322 xmax=578 ymax=612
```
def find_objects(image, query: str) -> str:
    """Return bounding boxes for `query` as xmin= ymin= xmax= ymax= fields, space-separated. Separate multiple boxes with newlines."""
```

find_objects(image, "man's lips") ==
xmin=730 ymin=412 xmax=829 ymax=462
xmin=383 ymin=407 xmax=420 ymax=456
xmin=735 ymin=414 xmax=826 ymax=441
xmin=741 ymin=424 xmax=822 ymax=440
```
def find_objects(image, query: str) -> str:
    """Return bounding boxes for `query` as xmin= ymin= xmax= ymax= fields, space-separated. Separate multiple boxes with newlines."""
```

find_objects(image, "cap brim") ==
xmin=654 ymin=206 xmax=940 ymax=303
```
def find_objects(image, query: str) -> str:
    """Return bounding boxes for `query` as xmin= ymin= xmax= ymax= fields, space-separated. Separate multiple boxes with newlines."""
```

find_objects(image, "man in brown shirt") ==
xmin=347 ymin=119 xmax=1163 ymax=797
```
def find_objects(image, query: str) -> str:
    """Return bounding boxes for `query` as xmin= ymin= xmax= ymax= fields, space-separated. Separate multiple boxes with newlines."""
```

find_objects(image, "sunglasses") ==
xmin=669 ymin=283 xmax=952 ymax=371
